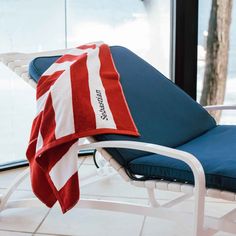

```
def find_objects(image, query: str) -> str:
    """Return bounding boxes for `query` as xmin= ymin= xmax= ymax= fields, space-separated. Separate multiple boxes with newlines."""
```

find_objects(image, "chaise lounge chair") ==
xmin=1 ymin=46 xmax=236 ymax=236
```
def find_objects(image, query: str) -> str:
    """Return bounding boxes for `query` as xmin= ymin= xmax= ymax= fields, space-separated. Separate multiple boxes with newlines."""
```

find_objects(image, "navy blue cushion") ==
xmin=129 ymin=125 xmax=236 ymax=193
xmin=29 ymin=46 xmax=233 ymax=191
xmin=94 ymin=46 xmax=216 ymax=165
xmin=29 ymin=46 xmax=216 ymax=164
xmin=29 ymin=55 xmax=60 ymax=83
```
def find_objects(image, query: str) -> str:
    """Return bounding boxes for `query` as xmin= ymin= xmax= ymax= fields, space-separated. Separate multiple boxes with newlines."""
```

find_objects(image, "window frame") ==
xmin=174 ymin=0 xmax=198 ymax=100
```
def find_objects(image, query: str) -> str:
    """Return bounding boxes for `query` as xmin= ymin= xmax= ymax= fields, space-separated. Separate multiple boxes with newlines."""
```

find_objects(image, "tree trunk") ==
xmin=200 ymin=0 xmax=233 ymax=122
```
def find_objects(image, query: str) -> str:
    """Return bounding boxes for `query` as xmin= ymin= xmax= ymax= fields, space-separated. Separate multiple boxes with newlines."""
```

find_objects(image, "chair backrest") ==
xmin=29 ymin=46 xmax=216 ymax=166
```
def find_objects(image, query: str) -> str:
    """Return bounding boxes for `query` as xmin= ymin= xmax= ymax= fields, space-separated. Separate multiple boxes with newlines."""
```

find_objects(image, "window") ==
xmin=0 ymin=0 xmax=173 ymax=166
xmin=0 ymin=0 xmax=65 ymax=165
xmin=66 ymin=0 xmax=172 ymax=77
xmin=198 ymin=0 xmax=236 ymax=123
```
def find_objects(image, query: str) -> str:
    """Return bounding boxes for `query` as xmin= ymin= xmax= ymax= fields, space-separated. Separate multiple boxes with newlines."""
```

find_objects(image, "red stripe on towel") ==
xmin=26 ymin=42 xmax=139 ymax=213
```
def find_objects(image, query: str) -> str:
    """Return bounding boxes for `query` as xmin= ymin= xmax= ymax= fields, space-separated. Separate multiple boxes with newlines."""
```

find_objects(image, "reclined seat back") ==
xmin=29 ymin=46 xmax=216 ymax=166
xmin=95 ymin=46 xmax=216 ymax=164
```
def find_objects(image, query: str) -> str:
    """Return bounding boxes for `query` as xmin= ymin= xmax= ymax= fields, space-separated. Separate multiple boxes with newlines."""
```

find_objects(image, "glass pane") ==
xmin=198 ymin=0 xmax=236 ymax=124
xmin=0 ymin=0 xmax=65 ymax=164
xmin=0 ymin=65 xmax=35 ymax=164
xmin=0 ymin=0 xmax=65 ymax=53
xmin=66 ymin=0 xmax=171 ymax=77
xmin=0 ymin=0 xmax=173 ymax=166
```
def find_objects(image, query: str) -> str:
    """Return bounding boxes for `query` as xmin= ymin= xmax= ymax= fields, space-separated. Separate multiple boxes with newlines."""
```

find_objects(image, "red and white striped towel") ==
xmin=26 ymin=43 xmax=139 ymax=213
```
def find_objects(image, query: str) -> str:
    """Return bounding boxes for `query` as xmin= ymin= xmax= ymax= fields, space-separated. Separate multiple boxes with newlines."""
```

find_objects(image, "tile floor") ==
xmin=0 ymin=155 xmax=235 ymax=236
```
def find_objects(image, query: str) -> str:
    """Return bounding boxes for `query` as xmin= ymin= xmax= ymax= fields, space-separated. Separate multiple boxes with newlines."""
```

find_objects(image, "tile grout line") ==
xmin=0 ymin=229 xmax=33 ymax=234
xmin=80 ymin=193 xmax=236 ymax=204
xmin=32 ymin=231 xmax=75 ymax=236
xmin=139 ymin=200 xmax=151 ymax=236
xmin=1 ymin=185 xmax=235 ymax=205
xmin=32 ymin=208 xmax=52 ymax=235
xmin=80 ymin=193 xmax=150 ymax=200
xmin=77 ymin=159 xmax=85 ymax=169
xmin=139 ymin=216 xmax=147 ymax=236
xmin=0 ymin=228 xmax=74 ymax=236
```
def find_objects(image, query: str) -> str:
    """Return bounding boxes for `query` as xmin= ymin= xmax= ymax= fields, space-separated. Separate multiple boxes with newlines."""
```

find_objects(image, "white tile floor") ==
xmin=0 ymin=155 xmax=235 ymax=236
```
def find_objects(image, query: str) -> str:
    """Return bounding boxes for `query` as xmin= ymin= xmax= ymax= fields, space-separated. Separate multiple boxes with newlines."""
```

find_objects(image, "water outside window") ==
xmin=0 ymin=0 xmax=172 ymax=165
xmin=198 ymin=0 xmax=236 ymax=124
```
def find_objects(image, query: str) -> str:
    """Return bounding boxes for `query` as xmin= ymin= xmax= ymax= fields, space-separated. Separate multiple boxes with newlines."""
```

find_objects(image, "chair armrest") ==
xmin=204 ymin=105 xmax=236 ymax=111
xmin=78 ymin=140 xmax=206 ymax=192
xmin=80 ymin=140 xmax=206 ymax=234
xmin=0 ymin=49 xmax=71 ymax=89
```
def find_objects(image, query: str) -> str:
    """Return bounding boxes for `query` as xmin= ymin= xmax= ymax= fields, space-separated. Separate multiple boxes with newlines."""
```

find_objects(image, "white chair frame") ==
xmin=1 ymin=50 xmax=236 ymax=236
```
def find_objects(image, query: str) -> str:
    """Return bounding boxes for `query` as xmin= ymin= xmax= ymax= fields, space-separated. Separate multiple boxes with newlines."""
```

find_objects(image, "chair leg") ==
xmin=193 ymin=185 xmax=206 ymax=236
xmin=0 ymin=167 xmax=30 ymax=211
xmin=146 ymin=188 xmax=160 ymax=207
